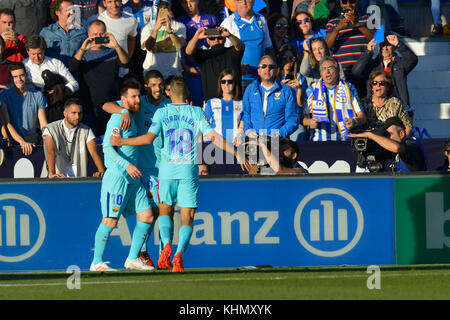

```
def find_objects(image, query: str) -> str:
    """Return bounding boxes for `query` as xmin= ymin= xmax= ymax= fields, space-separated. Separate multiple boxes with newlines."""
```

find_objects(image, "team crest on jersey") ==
xmin=234 ymin=104 xmax=242 ymax=112
xmin=274 ymin=92 xmax=281 ymax=100
xmin=111 ymin=127 xmax=120 ymax=137
xmin=112 ymin=206 xmax=119 ymax=213
xmin=258 ymin=20 xmax=262 ymax=28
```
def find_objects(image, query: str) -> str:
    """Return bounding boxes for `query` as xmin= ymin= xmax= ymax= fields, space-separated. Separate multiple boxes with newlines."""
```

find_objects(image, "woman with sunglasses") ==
xmin=267 ymin=12 xmax=291 ymax=56
xmin=276 ymin=44 xmax=308 ymax=142
xmin=203 ymin=68 xmax=244 ymax=146
xmin=288 ymin=11 xmax=325 ymax=57
xmin=300 ymin=37 xmax=345 ymax=87
xmin=362 ymin=71 xmax=412 ymax=137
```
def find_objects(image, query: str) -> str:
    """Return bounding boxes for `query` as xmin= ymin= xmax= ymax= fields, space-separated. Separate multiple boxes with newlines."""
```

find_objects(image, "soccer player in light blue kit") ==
xmin=111 ymin=76 xmax=248 ymax=272
xmin=103 ymin=70 xmax=171 ymax=267
xmin=90 ymin=79 xmax=156 ymax=272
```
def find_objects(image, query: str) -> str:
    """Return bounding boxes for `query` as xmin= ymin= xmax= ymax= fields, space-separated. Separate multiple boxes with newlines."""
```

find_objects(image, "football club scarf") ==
xmin=310 ymin=79 xmax=356 ymax=139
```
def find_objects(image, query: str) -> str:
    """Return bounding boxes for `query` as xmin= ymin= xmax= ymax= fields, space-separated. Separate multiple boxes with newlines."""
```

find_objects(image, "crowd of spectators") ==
xmin=0 ymin=0 xmax=446 ymax=174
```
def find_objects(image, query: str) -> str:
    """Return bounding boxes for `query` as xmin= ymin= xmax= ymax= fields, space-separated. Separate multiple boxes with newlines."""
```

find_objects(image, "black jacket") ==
xmin=352 ymin=41 xmax=418 ymax=107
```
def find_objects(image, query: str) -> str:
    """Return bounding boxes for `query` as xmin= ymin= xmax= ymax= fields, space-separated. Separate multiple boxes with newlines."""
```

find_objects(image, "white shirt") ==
xmin=23 ymin=56 xmax=79 ymax=93
xmin=140 ymin=19 xmax=186 ymax=79
xmin=220 ymin=13 xmax=272 ymax=50
xmin=98 ymin=10 xmax=138 ymax=77
xmin=42 ymin=120 xmax=96 ymax=177
xmin=42 ymin=121 xmax=95 ymax=143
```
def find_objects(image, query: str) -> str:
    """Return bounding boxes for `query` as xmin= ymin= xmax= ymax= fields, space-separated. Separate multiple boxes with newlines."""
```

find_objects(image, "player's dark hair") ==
xmin=170 ymin=76 xmax=189 ymax=98
xmin=144 ymin=69 xmax=164 ymax=84
xmin=120 ymin=78 xmax=142 ymax=97
xmin=63 ymin=97 xmax=83 ymax=110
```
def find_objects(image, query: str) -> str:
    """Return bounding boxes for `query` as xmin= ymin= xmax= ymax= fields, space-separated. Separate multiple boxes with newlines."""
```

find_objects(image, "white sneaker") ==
xmin=124 ymin=258 xmax=155 ymax=271
xmin=90 ymin=261 xmax=116 ymax=272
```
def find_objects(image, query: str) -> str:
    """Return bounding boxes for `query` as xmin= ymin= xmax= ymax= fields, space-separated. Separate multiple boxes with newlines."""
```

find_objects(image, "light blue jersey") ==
xmin=103 ymin=113 xmax=140 ymax=184
xmin=118 ymin=95 xmax=170 ymax=169
xmin=149 ymin=103 xmax=213 ymax=179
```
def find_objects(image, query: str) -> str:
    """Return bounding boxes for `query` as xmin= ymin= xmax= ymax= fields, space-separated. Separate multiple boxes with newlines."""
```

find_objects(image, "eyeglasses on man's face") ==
xmin=259 ymin=64 xmax=277 ymax=70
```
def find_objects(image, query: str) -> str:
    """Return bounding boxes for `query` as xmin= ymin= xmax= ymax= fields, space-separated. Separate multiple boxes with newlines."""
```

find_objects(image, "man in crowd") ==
xmin=220 ymin=0 xmax=273 ymax=91
xmin=141 ymin=0 xmax=186 ymax=79
xmin=90 ymin=79 xmax=156 ymax=272
xmin=40 ymin=0 xmax=88 ymax=67
xmin=349 ymin=116 xmax=427 ymax=172
xmin=69 ymin=19 xmax=129 ymax=136
xmin=42 ymin=98 xmax=105 ymax=178
xmin=109 ymin=76 xmax=248 ymax=272
xmin=0 ymin=62 xmax=48 ymax=155
xmin=303 ymin=57 xmax=366 ymax=141
xmin=0 ymin=9 xmax=28 ymax=62
xmin=243 ymin=55 xmax=298 ymax=139
xmin=325 ymin=0 xmax=373 ymax=97
xmin=186 ymin=25 xmax=244 ymax=101
xmin=23 ymin=35 xmax=79 ymax=94
xmin=97 ymin=0 xmax=138 ymax=78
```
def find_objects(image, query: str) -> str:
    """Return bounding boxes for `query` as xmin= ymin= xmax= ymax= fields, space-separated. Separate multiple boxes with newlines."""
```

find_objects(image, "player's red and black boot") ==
xmin=157 ymin=243 xmax=173 ymax=270
xmin=138 ymin=250 xmax=154 ymax=268
xmin=172 ymin=252 xmax=184 ymax=272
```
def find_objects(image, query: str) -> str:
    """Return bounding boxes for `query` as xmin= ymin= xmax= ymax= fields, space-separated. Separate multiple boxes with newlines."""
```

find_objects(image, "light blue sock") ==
xmin=176 ymin=225 xmax=193 ymax=255
xmin=140 ymin=222 xmax=155 ymax=252
xmin=128 ymin=220 xmax=151 ymax=260
xmin=158 ymin=215 xmax=173 ymax=248
xmin=93 ymin=223 xmax=113 ymax=264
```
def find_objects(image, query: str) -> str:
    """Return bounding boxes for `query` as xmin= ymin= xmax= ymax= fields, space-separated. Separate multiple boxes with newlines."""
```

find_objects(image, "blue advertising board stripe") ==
xmin=0 ymin=176 xmax=396 ymax=271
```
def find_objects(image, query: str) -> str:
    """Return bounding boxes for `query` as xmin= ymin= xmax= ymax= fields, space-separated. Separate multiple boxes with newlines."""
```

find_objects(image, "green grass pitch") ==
xmin=0 ymin=265 xmax=449 ymax=300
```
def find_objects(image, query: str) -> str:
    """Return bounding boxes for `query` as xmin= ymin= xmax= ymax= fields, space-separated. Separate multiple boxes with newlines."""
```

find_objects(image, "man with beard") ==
xmin=90 ymin=79 xmax=156 ymax=272
xmin=186 ymin=25 xmax=244 ymax=101
xmin=102 ymin=70 xmax=170 ymax=268
xmin=42 ymin=98 xmax=105 ymax=178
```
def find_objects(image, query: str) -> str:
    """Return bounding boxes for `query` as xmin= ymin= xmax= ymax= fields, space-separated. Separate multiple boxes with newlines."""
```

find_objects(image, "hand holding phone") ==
xmin=94 ymin=37 xmax=110 ymax=44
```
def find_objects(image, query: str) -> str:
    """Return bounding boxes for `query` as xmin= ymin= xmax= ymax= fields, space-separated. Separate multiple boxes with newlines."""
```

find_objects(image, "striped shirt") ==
xmin=326 ymin=14 xmax=370 ymax=72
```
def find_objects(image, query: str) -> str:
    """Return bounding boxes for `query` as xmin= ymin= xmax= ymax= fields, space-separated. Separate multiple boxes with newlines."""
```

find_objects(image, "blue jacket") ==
xmin=243 ymin=79 xmax=299 ymax=137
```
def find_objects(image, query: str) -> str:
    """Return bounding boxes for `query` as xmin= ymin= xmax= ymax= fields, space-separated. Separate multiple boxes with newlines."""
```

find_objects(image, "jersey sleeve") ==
xmin=198 ymin=109 xmax=213 ymax=135
xmin=103 ymin=116 xmax=131 ymax=169
xmin=148 ymin=109 xmax=163 ymax=136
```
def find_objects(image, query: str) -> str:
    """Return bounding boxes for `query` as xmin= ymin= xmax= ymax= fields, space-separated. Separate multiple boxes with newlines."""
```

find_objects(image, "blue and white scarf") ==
xmin=310 ymin=79 xmax=357 ymax=140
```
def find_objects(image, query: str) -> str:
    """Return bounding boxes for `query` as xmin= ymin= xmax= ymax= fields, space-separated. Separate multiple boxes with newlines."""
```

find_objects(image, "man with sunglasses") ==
xmin=352 ymin=34 xmax=418 ymax=116
xmin=325 ymin=0 xmax=373 ymax=97
xmin=242 ymin=55 xmax=298 ymax=139
xmin=186 ymin=25 xmax=244 ymax=101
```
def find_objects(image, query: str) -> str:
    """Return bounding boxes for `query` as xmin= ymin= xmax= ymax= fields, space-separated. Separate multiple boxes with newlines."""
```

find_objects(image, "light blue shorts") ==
xmin=140 ymin=168 xmax=159 ymax=208
xmin=100 ymin=170 xmax=151 ymax=219
xmin=158 ymin=178 xmax=199 ymax=208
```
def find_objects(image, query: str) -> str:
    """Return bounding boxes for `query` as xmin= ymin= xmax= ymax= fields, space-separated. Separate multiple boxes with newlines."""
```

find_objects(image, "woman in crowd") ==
xmin=276 ymin=44 xmax=308 ymax=142
xmin=288 ymin=11 xmax=325 ymax=57
xmin=204 ymin=68 xmax=244 ymax=146
xmin=300 ymin=37 xmax=344 ymax=87
xmin=362 ymin=70 xmax=412 ymax=137
xmin=267 ymin=12 xmax=291 ymax=56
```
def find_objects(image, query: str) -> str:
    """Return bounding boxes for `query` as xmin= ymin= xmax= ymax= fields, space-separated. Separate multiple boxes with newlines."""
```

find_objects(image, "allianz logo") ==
xmin=0 ymin=194 xmax=46 ymax=263
xmin=294 ymin=188 xmax=364 ymax=257
xmin=425 ymin=192 xmax=450 ymax=249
